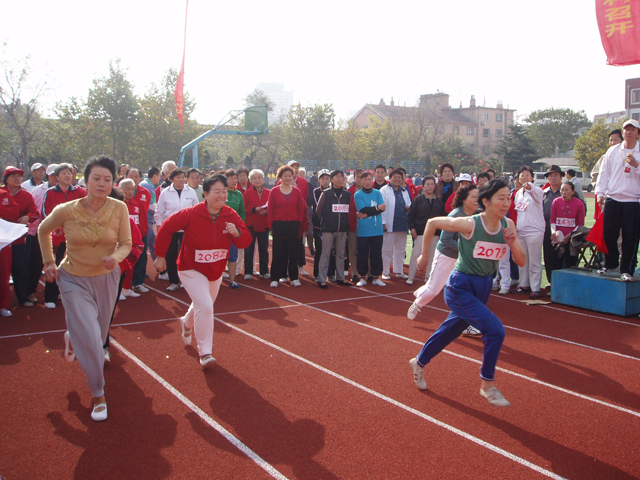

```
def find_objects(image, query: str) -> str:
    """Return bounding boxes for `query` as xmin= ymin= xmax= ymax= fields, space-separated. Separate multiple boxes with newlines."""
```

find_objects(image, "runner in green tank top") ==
xmin=409 ymin=179 xmax=526 ymax=407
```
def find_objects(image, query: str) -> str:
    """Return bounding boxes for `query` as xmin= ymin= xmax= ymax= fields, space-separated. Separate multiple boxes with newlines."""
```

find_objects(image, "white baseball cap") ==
xmin=456 ymin=173 xmax=473 ymax=183
xmin=31 ymin=163 xmax=44 ymax=172
xmin=318 ymin=169 xmax=330 ymax=178
xmin=623 ymin=119 xmax=640 ymax=130
xmin=46 ymin=164 xmax=59 ymax=176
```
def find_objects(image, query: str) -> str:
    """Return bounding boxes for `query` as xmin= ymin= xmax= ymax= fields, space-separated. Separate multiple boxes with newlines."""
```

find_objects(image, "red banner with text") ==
xmin=596 ymin=0 xmax=640 ymax=66
xmin=174 ymin=0 xmax=188 ymax=130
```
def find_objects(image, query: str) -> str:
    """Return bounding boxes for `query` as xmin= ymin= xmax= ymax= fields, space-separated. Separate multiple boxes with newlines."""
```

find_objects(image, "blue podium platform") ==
xmin=551 ymin=268 xmax=640 ymax=316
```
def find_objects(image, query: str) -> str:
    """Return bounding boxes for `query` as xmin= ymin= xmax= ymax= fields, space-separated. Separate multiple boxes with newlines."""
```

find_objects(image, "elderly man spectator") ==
xmin=22 ymin=163 xmax=46 ymax=193
xmin=565 ymin=169 xmax=585 ymax=205
xmin=412 ymin=173 xmax=423 ymax=187
xmin=595 ymin=119 xmax=640 ymax=281
xmin=187 ymin=168 xmax=204 ymax=202
xmin=156 ymin=161 xmax=177 ymax=200
xmin=542 ymin=165 xmax=564 ymax=290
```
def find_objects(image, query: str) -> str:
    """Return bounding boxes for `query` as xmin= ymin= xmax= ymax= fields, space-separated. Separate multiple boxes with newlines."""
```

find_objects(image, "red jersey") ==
xmin=0 ymin=187 xmax=38 ymax=244
xmin=267 ymin=186 xmax=309 ymax=236
xmin=132 ymin=186 xmax=151 ymax=236
xmin=243 ymin=186 xmax=271 ymax=232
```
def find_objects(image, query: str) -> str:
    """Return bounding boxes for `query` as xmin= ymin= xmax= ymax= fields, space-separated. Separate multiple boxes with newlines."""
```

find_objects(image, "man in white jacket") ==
xmin=380 ymin=169 xmax=411 ymax=279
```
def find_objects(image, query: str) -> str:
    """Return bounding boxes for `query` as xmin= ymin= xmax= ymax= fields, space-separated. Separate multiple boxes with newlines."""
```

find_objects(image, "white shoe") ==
xmin=406 ymin=279 xmax=414 ymax=285
xmin=0 ymin=309 xmax=12 ymax=317
xmin=118 ymin=293 xmax=126 ymax=301
xmin=91 ymin=402 xmax=108 ymax=422
xmin=381 ymin=274 xmax=391 ymax=280
xmin=244 ymin=275 xmax=252 ymax=280
xmin=343 ymin=271 xmax=349 ymax=277
xmin=133 ymin=285 xmax=149 ymax=293
xmin=409 ymin=358 xmax=427 ymax=390
xmin=407 ymin=301 xmax=421 ymax=320
xmin=279 ymin=278 xmax=287 ymax=283
xmin=167 ymin=283 xmax=180 ymax=292
xmin=158 ymin=272 xmax=169 ymax=281
xmin=200 ymin=354 xmax=216 ymax=368
xmin=222 ymin=272 xmax=229 ymax=279
xmin=356 ymin=279 xmax=367 ymax=287
xmin=299 ymin=268 xmax=310 ymax=277
xmin=480 ymin=386 xmax=511 ymax=407
xmin=122 ymin=288 xmax=140 ymax=298
xmin=621 ymin=273 xmax=633 ymax=282
xmin=270 ymin=281 xmax=278 ymax=288
xmin=291 ymin=279 xmax=302 ymax=287
xmin=396 ymin=273 xmax=409 ymax=279
xmin=45 ymin=302 xmax=56 ymax=309
xmin=180 ymin=317 xmax=192 ymax=345
xmin=63 ymin=331 xmax=75 ymax=362
xmin=263 ymin=273 xmax=271 ymax=279
xmin=498 ymin=288 xmax=510 ymax=295
xmin=463 ymin=326 xmax=483 ymax=337
xmin=372 ymin=278 xmax=387 ymax=287
xmin=104 ymin=349 xmax=111 ymax=362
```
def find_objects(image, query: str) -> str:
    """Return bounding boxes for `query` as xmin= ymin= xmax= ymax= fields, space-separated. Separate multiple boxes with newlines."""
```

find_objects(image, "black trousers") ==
xmin=132 ymin=235 xmax=148 ymax=287
xmin=313 ymin=230 xmax=323 ymax=278
xmin=11 ymin=242 xmax=29 ymax=304
xmin=271 ymin=221 xmax=300 ymax=281
xmin=165 ymin=232 xmax=183 ymax=284
xmin=44 ymin=242 xmax=66 ymax=303
xmin=357 ymin=235 xmax=383 ymax=277
xmin=245 ymin=228 xmax=270 ymax=275
xmin=26 ymin=234 xmax=43 ymax=296
xmin=104 ymin=271 xmax=126 ymax=349
xmin=602 ymin=198 xmax=640 ymax=274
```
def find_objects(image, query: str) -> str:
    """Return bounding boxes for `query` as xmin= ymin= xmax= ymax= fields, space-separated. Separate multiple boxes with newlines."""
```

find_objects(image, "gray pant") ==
xmin=58 ymin=267 xmax=120 ymax=397
xmin=316 ymin=231 xmax=347 ymax=283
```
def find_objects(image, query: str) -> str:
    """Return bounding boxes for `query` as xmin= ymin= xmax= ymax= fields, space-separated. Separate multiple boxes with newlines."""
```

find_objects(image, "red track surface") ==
xmin=1 ymin=252 xmax=639 ymax=479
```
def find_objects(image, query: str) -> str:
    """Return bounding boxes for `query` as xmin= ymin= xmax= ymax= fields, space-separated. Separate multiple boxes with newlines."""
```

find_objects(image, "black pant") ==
xmin=104 ymin=271 xmax=126 ymax=349
xmin=602 ymin=198 xmax=640 ymax=274
xmin=313 ymin=230 xmax=323 ymax=278
xmin=271 ymin=221 xmax=300 ymax=281
xmin=26 ymin=234 xmax=43 ymax=296
xmin=357 ymin=235 xmax=383 ymax=277
xmin=166 ymin=232 xmax=183 ymax=284
xmin=543 ymin=228 xmax=564 ymax=285
xmin=245 ymin=228 xmax=270 ymax=275
xmin=11 ymin=242 xmax=29 ymax=304
xmin=45 ymin=242 xmax=66 ymax=303
xmin=132 ymin=235 xmax=148 ymax=287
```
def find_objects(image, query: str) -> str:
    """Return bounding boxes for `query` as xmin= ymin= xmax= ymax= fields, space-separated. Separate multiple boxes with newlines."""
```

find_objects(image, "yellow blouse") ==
xmin=39 ymin=197 xmax=132 ymax=277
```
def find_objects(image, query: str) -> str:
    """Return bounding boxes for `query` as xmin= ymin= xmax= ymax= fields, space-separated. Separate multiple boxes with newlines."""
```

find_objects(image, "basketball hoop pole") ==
xmin=177 ymin=105 xmax=268 ymax=169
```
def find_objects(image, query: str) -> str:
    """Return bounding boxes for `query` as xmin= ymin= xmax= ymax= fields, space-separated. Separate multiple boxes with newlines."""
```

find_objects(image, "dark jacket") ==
xmin=434 ymin=180 xmax=459 ymax=203
xmin=407 ymin=194 xmax=446 ymax=236
xmin=316 ymin=187 xmax=351 ymax=233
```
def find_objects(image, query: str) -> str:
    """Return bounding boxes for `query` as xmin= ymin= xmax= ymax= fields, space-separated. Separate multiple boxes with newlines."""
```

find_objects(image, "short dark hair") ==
xmin=609 ymin=129 xmax=623 ymax=140
xmin=477 ymin=172 xmax=491 ymax=181
xmin=203 ymin=174 xmax=227 ymax=193
xmin=330 ymin=169 xmax=345 ymax=179
xmin=148 ymin=166 xmax=161 ymax=178
xmin=486 ymin=168 xmax=496 ymax=175
xmin=126 ymin=168 xmax=140 ymax=177
xmin=566 ymin=169 xmax=576 ymax=177
xmin=423 ymin=175 xmax=436 ymax=185
xmin=83 ymin=156 xmax=115 ymax=181
xmin=359 ymin=171 xmax=373 ymax=179
xmin=517 ymin=166 xmax=533 ymax=178
xmin=451 ymin=183 xmax=478 ymax=209
xmin=397 ymin=167 xmax=407 ymax=176
xmin=478 ymin=179 xmax=509 ymax=210
xmin=439 ymin=163 xmax=454 ymax=175
xmin=55 ymin=163 xmax=74 ymax=177
xmin=236 ymin=167 xmax=250 ymax=176
xmin=562 ymin=180 xmax=575 ymax=191
xmin=225 ymin=168 xmax=238 ymax=178
xmin=187 ymin=168 xmax=201 ymax=178
xmin=169 ymin=168 xmax=186 ymax=180
xmin=389 ymin=168 xmax=404 ymax=179
xmin=375 ymin=164 xmax=386 ymax=172
xmin=108 ymin=186 xmax=124 ymax=201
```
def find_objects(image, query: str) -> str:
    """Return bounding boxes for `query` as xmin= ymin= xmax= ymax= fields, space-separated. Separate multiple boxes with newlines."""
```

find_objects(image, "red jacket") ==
xmin=0 ymin=189 xmax=21 ymax=224
xmin=404 ymin=178 xmax=419 ymax=200
xmin=243 ymin=186 xmax=271 ymax=232
xmin=0 ymin=187 xmax=38 ymax=244
xmin=119 ymin=217 xmax=144 ymax=274
xmin=267 ymin=186 xmax=309 ymax=236
xmin=276 ymin=176 xmax=309 ymax=204
xmin=155 ymin=203 xmax=252 ymax=281
xmin=42 ymin=184 xmax=87 ymax=246
xmin=132 ymin=185 xmax=151 ymax=236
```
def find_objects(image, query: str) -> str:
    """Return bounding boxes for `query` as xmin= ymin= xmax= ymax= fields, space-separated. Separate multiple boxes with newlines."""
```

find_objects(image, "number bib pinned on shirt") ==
xmin=332 ymin=204 xmax=349 ymax=213
xmin=556 ymin=217 xmax=576 ymax=228
xmin=473 ymin=241 xmax=508 ymax=261
xmin=195 ymin=249 xmax=228 ymax=263
xmin=129 ymin=214 xmax=139 ymax=225
xmin=514 ymin=197 xmax=530 ymax=212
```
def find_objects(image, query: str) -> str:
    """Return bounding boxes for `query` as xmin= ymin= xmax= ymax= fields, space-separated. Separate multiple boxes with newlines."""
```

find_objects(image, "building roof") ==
xmin=354 ymin=103 xmax=474 ymax=125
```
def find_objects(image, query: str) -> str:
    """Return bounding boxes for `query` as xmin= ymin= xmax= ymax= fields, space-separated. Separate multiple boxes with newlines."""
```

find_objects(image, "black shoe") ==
xmin=351 ymin=274 xmax=360 ymax=283
xmin=309 ymin=248 xmax=316 ymax=256
xmin=319 ymin=283 xmax=328 ymax=290
xmin=336 ymin=280 xmax=352 ymax=287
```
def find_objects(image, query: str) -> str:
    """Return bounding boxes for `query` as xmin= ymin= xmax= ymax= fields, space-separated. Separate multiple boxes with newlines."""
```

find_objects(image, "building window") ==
xmin=633 ymin=113 xmax=640 ymax=121
xmin=483 ymin=113 xmax=490 ymax=121
xmin=495 ymin=129 xmax=502 ymax=137
xmin=467 ymin=126 xmax=474 ymax=135
xmin=632 ymin=89 xmax=640 ymax=104
xmin=483 ymin=128 xmax=490 ymax=137
xmin=452 ymin=126 xmax=459 ymax=134
xmin=496 ymin=113 xmax=503 ymax=122
xmin=482 ymin=144 xmax=490 ymax=154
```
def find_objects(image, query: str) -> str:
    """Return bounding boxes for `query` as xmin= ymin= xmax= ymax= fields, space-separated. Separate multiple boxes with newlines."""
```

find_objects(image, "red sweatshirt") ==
xmin=0 ymin=187 xmax=39 ymax=244
xmin=267 ymin=186 xmax=309 ymax=236
xmin=132 ymin=185 xmax=151 ymax=236
xmin=155 ymin=203 xmax=252 ymax=281
xmin=243 ymin=186 xmax=271 ymax=232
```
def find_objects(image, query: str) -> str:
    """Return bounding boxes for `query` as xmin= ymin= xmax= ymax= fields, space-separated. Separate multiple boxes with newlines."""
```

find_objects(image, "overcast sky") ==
xmin=4 ymin=0 xmax=640 ymax=126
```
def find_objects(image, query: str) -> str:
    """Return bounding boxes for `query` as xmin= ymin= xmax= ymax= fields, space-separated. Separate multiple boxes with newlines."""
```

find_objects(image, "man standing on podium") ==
xmin=595 ymin=119 xmax=640 ymax=281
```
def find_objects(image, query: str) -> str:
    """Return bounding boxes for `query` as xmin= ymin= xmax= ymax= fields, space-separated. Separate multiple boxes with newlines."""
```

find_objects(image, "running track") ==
xmin=1 ymin=254 xmax=639 ymax=479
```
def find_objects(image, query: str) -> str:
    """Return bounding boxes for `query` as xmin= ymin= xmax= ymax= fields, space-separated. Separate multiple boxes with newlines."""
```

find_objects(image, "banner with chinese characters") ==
xmin=596 ymin=0 xmax=640 ymax=66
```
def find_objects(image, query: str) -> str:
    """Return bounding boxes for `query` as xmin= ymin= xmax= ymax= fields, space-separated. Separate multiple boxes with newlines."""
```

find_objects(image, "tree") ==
xmin=524 ymin=108 xmax=592 ymax=157
xmin=0 ymin=49 xmax=48 ymax=170
xmin=283 ymin=103 xmax=336 ymax=164
xmin=428 ymin=134 xmax=477 ymax=174
xmin=493 ymin=123 xmax=539 ymax=173
xmin=244 ymin=89 xmax=275 ymax=113
xmin=334 ymin=119 xmax=369 ymax=167
xmin=574 ymin=118 xmax=626 ymax=172
xmin=364 ymin=116 xmax=394 ymax=163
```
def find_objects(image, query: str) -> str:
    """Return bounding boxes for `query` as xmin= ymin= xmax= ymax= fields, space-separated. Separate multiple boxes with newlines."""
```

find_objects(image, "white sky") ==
xmin=4 ymin=0 xmax=640 ymax=126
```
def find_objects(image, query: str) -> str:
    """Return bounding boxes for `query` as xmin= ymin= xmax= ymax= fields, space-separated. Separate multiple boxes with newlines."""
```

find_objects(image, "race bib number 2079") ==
xmin=472 ymin=241 xmax=507 ymax=261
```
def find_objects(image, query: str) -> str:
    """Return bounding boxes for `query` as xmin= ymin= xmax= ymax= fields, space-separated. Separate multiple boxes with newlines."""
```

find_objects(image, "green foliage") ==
xmin=427 ymin=134 xmax=478 ymax=174
xmin=524 ymin=108 xmax=592 ymax=157
xmin=493 ymin=123 xmax=539 ymax=173
xmin=244 ymin=89 xmax=275 ymax=112
xmin=574 ymin=118 xmax=626 ymax=172
xmin=334 ymin=119 xmax=369 ymax=166
xmin=283 ymin=103 xmax=336 ymax=165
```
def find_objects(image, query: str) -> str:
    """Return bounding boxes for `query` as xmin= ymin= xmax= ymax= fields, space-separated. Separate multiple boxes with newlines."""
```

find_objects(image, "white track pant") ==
xmin=518 ymin=235 xmax=544 ymax=291
xmin=382 ymin=232 xmax=408 ymax=275
xmin=408 ymin=235 xmax=439 ymax=281
xmin=413 ymin=250 xmax=457 ymax=307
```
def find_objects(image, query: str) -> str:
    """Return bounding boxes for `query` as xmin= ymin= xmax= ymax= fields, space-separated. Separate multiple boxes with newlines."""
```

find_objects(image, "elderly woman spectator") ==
xmin=434 ymin=162 xmax=459 ymax=205
xmin=267 ymin=165 xmax=308 ymax=287
xmin=407 ymin=175 xmax=446 ymax=285
xmin=236 ymin=167 xmax=250 ymax=194
xmin=39 ymin=156 xmax=132 ymax=421
xmin=154 ymin=168 xmax=199 ymax=291
xmin=243 ymin=169 xmax=271 ymax=280
xmin=0 ymin=188 xmax=21 ymax=317
xmin=1 ymin=167 xmax=39 ymax=307
xmin=154 ymin=174 xmax=251 ymax=368
xmin=223 ymin=169 xmax=246 ymax=288
xmin=380 ymin=169 xmax=412 ymax=280
xmin=550 ymin=181 xmax=585 ymax=269
xmin=118 ymin=179 xmax=145 ymax=298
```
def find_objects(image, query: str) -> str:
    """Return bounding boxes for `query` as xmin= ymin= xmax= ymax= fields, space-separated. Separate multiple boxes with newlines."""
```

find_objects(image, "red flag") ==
xmin=174 ymin=0 xmax=188 ymax=130
xmin=596 ymin=0 xmax=640 ymax=66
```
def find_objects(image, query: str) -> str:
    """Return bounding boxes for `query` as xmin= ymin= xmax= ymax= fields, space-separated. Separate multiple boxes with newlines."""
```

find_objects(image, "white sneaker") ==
xmin=222 ymin=272 xmax=229 ymax=279
xmin=0 ymin=309 xmax=12 ymax=317
xmin=44 ymin=302 xmax=56 ymax=309
xmin=122 ymin=288 xmax=140 ymax=298
xmin=372 ymin=278 xmax=387 ymax=287
xmin=406 ymin=279 xmax=414 ymax=285
xmin=621 ymin=273 xmax=633 ymax=282
xmin=498 ymin=288 xmax=510 ymax=295
xmin=409 ymin=358 xmax=427 ymax=390
xmin=396 ymin=273 xmax=409 ymax=279
xmin=480 ymin=386 xmax=511 ymax=407
xmin=270 ymin=281 xmax=278 ymax=288
xmin=200 ymin=354 xmax=216 ymax=368
xmin=299 ymin=268 xmax=310 ymax=277
xmin=291 ymin=279 xmax=302 ymax=287
xmin=263 ymin=273 xmax=271 ymax=279
xmin=407 ymin=301 xmax=421 ymax=320
xmin=356 ymin=279 xmax=367 ymax=287
xmin=244 ymin=275 xmax=252 ymax=280
xmin=180 ymin=317 xmax=192 ymax=345
xmin=158 ymin=272 xmax=169 ymax=281
xmin=279 ymin=278 xmax=287 ymax=283
xmin=133 ymin=285 xmax=149 ymax=293
xmin=463 ymin=326 xmax=482 ymax=337
xmin=343 ymin=271 xmax=349 ymax=277
xmin=118 ymin=293 xmax=126 ymax=301
xmin=167 ymin=283 xmax=180 ymax=292
xmin=104 ymin=349 xmax=111 ymax=362
xmin=381 ymin=274 xmax=391 ymax=280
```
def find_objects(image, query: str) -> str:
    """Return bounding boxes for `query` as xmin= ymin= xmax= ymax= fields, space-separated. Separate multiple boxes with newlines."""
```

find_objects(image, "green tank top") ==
xmin=454 ymin=214 xmax=508 ymax=277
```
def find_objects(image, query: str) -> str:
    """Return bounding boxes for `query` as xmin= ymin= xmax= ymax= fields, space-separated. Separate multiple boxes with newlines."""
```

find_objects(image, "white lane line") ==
xmin=212 ymin=317 xmax=566 ymax=480
xmin=148 ymin=284 xmax=640 ymax=419
xmin=109 ymin=337 xmax=289 ymax=480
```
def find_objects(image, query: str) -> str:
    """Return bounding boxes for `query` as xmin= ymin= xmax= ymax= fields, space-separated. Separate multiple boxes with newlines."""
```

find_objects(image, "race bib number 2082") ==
xmin=472 ymin=241 xmax=507 ymax=261
xmin=195 ymin=249 xmax=228 ymax=263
